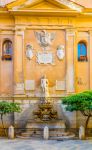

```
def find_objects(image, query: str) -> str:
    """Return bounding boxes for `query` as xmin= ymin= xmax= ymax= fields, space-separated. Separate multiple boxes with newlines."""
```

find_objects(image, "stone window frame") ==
xmin=2 ymin=39 xmax=13 ymax=61
xmin=77 ymin=40 xmax=88 ymax=62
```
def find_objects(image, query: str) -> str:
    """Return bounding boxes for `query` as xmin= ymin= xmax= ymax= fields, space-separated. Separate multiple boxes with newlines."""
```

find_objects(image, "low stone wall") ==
xmin=0 ymin=97 xmax=92 ymax=130
xmin=14 ymin=98 xmax=77 ymax=128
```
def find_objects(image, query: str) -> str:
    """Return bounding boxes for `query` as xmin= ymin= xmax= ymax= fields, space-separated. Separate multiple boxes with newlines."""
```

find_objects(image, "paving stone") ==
xmin=0 ymin=139 xmax=92 ymax=150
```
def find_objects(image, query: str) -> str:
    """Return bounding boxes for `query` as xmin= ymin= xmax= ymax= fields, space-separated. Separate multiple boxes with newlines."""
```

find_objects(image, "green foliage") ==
xmin=62 ymin=91 xmax=92 ymax=112
xmin=0 ymin=101 xmax=21 ymax=116
xmin=0 ymin=101 xmax=21 ymax=135
xmin=62 ymin=91 xmax=92 ymax=128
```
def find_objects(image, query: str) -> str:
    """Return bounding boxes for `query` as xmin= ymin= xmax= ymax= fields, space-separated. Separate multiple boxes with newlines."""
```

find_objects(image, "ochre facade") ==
xmin=0 ymin=0 xmax=92 ymax=128
xmin=0 ymin=0 xmax=92 ymax=97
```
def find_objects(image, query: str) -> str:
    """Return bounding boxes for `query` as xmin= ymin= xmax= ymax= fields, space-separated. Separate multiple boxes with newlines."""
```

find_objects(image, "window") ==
xmin=2 ymin=40 xmax=12 ymax=60
xmin=77 ymin=42 xmax=87 ymax=62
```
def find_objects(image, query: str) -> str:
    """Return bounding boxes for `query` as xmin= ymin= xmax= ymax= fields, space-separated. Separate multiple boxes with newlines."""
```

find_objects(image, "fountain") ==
xmin=20 ymin=76 xmax=75 ymax=139
xmin=33 ymin=75 xmax=57 ymax=121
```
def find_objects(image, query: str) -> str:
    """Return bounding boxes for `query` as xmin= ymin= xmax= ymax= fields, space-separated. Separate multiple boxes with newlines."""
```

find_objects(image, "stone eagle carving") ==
xmin=35 ymin=30 xmax=56 ymax=50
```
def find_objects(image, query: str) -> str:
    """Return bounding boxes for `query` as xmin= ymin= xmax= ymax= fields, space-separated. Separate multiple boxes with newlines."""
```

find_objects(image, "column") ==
xmin=89 ymin=31 xmax=92 ymax=89
xmin=13 ymin=29 xmax=25 ymax=95
xmin=0 ymin=30 xmax=2 ymax=95
xmin=66 ymin=29 xmax=75 ymax=94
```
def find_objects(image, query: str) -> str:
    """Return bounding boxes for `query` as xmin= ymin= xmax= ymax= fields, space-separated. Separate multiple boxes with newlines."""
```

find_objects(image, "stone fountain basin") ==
xmin=26 ymin=119 xmax=66 ymax=130
xmin=19 ymin=120 xmax=75 ymax=139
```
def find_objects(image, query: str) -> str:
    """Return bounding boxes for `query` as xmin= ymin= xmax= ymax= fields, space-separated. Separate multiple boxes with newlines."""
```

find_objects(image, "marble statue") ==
xmin=26 ymin=44 xmax=33 ymax=60
xmin=41 ymin=75 xmax=49 ymax=99
xmin=41 ymin=75 xmax=49 ymax=92
xmin=57 ymin=45 xmax=65 ymax=60
xmin=35 ymin=30 xmax=56 ymax=50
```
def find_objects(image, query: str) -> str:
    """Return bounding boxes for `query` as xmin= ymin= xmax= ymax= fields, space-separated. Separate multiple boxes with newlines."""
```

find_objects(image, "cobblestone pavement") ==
xmin=0 ymin=139 xmax=92 ymax=150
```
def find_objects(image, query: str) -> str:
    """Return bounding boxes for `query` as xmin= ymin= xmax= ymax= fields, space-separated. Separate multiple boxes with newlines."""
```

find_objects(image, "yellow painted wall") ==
xmin=0 ymin=0 xmax=92 ymax=96
xmin=0 ymin=30 xmax=14 ymax=96
xmin=75 ymin=32 xmax=89 ymax=92
xmin=24 ymin=30 xmax=66 ymax=96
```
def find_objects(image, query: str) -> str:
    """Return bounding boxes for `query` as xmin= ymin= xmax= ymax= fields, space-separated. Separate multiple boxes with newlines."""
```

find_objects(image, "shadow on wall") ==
xmin=60 ymin=102 xmax=77 ymax=128
xmin=55 ymin=102 xmax=71 ymax=128
xmin=14 ymin=101 xmax=39 ymax=128
xmin=0 ymin=113 xmax=14 ymax=128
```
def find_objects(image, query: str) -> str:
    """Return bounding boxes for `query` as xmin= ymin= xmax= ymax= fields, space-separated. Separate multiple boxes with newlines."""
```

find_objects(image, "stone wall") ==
xmin=0 ymin=98 xmax=92 ymax=129
xmin=14 ymin=98 xmax=77 ymax=128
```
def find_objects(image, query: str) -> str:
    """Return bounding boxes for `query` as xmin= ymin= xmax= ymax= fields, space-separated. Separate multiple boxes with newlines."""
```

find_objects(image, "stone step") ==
xmin=20 ymin=130 xmax=71 ymax=138
xmin=18 ymin=131 xmax=75 ymax=140
xmin=50 ymin=134 xmax=75 ymax=140
xmin=21 ymin=132 xmax=43 ymax=137
xmin=49 ymin=132 xmax=71 ymax=137
xmin=23 ymin=131 xmax=43 ymax=135
xmin=21 ymin=132 xmax=32 ymax=137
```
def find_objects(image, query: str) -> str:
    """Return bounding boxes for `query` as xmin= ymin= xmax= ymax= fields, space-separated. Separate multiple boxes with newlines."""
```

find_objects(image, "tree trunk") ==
xmin=85 ymin=115 xmax=91 ymax=129
xmin=0 ymin=115 xmax=7 ymax=136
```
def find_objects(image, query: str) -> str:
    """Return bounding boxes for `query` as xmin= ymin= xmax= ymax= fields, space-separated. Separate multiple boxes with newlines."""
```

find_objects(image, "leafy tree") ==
xmin=62 ymin=91 xmax=92 ymax=129
xmin=0 ymin=101 xmax=21 ymax=135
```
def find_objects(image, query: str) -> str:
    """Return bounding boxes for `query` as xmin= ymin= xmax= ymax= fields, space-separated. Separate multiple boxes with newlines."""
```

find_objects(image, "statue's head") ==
xmin=42 ymin=75 xmax=46 ymax=79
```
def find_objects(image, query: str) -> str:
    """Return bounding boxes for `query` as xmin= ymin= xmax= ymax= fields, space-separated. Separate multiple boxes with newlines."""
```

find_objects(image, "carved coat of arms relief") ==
xmin=25 ymin=30 xmax=65 ymax=64
xmin=57 ymin=45 xmax=65 ymax=60
xmin=34 ymin=30 xmax=56 ymax=51
xmin=26 ymin=44 xmax=34 ymax=60
xmin=34 ymin=30 xmax=56 ymax=64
